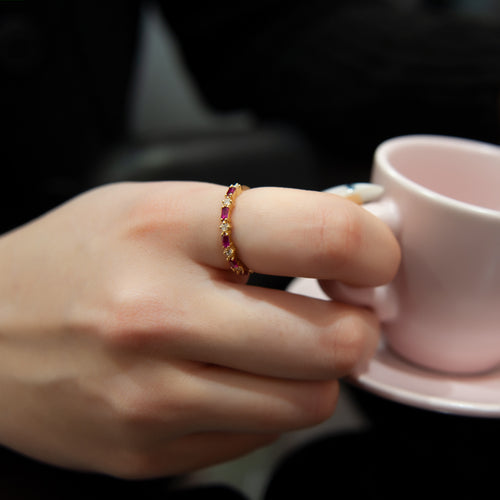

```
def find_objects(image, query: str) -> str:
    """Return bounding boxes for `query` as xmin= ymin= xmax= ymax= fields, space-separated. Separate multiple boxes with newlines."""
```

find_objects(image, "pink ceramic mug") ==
xmin=325 ymin=135 xmax=500 ymax=374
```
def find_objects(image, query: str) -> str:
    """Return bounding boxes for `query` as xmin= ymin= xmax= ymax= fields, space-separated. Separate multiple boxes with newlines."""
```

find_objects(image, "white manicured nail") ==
xmin=327 ymin=183 xmax=384 ymax=204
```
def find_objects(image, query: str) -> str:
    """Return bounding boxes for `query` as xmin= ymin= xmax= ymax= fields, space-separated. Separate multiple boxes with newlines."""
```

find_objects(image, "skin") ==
xmin=0 ymin=181 xmax=400 ymax=479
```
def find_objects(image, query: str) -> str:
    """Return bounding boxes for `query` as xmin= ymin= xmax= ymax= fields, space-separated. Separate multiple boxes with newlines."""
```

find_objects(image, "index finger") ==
xmin=189 ymin=184 xmax=400 ymax=285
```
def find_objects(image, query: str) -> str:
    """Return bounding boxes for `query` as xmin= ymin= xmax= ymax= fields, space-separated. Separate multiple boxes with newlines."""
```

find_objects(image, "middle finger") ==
xmin=163 ymin=280 xmax=380 ymax=381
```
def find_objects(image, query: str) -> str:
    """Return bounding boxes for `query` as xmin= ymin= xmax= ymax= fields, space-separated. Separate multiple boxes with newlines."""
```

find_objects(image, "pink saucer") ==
xmin=287 ymin=278 xmax=500 ymax=418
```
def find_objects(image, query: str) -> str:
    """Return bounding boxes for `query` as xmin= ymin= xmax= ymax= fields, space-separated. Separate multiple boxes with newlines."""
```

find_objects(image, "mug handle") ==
xmin=321 ymin=185 xmax=402 ymax=321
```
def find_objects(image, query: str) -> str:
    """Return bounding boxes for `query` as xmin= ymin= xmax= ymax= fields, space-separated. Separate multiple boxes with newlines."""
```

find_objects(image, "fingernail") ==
xmin=328 ymin=183 xmax=384 ymax=204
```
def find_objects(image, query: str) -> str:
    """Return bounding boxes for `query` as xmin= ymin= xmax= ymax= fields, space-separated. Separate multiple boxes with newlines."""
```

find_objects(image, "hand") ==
xmin=0 ymin=181 xmax=400 ymax=478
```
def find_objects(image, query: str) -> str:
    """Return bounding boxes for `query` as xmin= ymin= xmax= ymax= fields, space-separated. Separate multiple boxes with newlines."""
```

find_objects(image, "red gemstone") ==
xmin=230 ymin=260 xmax=240 ymax=270
xmin=221 ymin=207 xmax=229 ymax=219
xmin=222 ymin=235 xmax=230 ymax=248
xmin=227 ymin=186 xmax=236 ymax=196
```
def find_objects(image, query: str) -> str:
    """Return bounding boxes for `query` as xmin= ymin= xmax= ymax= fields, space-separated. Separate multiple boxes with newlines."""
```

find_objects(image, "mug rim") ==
xmin=374 ymin=134 xmax=500 ymax=219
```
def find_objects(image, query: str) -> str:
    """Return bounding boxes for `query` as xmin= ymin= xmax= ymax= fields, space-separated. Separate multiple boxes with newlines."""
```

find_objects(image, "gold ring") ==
xmin=220 ymin=183 xmax=252 ymax=275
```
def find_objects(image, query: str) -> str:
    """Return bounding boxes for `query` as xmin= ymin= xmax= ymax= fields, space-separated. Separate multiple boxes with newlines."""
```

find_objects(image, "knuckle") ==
xmin=102 ymin=289 xmax=158 ymax=347
xmin=332 ymin=205 xmax=364 ymax=270
xmin=98 ymin=282 xmax=185 ymax=351
xmin=105 ymin=384 xmax=156 ymax=428
xmin=269 ymin=381 xmax=339 ymax=431
xmin=103 ymin=368 xmax=197 ymax=430
xmin=327 ymin=309 xmax=379 ymax=375
xmin=298 ymin=381 xmax=339 ymax=427
xmin=125 ymin=190 xmax=180 ymax=241
xmin=98 ymin=380 xmax=199 ymax=479
xmin=313 ymin=200 xmax=363 ymax=272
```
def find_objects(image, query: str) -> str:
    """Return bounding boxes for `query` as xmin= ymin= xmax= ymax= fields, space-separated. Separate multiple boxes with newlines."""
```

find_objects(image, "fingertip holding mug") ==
xmin=325 ymin=135 xmax=500 ymax=375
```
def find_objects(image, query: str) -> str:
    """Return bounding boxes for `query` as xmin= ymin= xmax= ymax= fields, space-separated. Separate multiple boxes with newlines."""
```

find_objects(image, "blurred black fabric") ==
xmin=0 ymin=1 xmax=140 ymax=231
xmin=0 ymin=446 xmax=162 ymax=500
xmin=161 ymin=0 xmax=500 ymax=154
xmin=2 ymin=0 xmax=500 ymax=232
xmin=265 ymin=385 xmax=500 ymax=499
xmin=0 ymin=443 xmax=247 ymax=500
